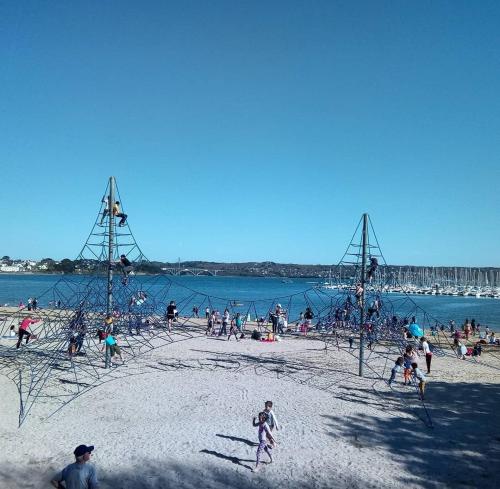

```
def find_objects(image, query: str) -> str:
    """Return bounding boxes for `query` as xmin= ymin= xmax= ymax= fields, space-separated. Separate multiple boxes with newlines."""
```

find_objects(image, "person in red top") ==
xmin=16 ymin=317 xmax=40 ymax=348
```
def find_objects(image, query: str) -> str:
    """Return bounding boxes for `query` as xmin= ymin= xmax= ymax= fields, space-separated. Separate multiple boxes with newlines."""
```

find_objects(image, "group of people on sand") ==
xmin=51 ymin=400 xmax=281 ymax=487
xmin=205 ymin=308 xmax=245 ymax=340
xmin=451 ymin=317 xmax=498 ymax=360
xmin=388 ymin=336 xmax=433 ymax=401
xmin=202 ymin=303 xmax=318 ymax=340
xmin=17 ymin=297 xmax=38 ymax=310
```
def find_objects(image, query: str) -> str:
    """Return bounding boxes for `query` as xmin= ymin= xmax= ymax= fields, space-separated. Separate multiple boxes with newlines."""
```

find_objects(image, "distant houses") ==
xmin=0 ymin=257 xmax=59 ymax=273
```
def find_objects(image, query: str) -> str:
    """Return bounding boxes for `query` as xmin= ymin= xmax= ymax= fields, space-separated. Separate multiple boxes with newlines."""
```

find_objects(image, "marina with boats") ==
xmin=316 ymin=266 xmax=500 ymax=299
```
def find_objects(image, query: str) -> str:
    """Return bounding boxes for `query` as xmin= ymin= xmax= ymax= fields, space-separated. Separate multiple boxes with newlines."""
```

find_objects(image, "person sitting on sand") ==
xmin=472 ymin=342 xmax=482 ymax=361
xmin=458 ymin=341 xmax=467 ymax=360
xmin=489 ymin=332 xmax=496 ymax=344
xmin=252 ymin=412 xmax=275 ymax=472
xmin=51 ymin=444 xmax=98 ymax=489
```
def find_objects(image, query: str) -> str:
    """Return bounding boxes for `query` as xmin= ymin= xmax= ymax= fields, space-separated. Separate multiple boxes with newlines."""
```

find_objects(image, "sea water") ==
xmin=1 ymin=274 xmax=499 ymax=328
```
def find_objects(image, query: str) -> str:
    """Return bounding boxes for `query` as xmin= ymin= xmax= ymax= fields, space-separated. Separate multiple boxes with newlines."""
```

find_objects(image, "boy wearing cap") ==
xmin=51 ymin=444 xmax=98 ymax=489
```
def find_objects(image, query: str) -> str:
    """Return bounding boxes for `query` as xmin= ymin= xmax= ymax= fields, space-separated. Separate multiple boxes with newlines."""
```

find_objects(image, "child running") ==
xmin=16 ymin=316 xmax=41 ymax=348
xmin=252 ymin=412 xmax=276 ymax=472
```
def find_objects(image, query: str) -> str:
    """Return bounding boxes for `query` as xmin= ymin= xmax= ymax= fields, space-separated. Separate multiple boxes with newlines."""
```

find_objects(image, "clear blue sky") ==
xmin=1 ymin=1 xmax=499 ymax=266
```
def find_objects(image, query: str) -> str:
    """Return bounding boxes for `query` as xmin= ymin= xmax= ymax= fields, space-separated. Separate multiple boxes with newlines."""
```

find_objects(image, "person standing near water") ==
xmin=420 ymin=337 xmax=433 ymax=374
xmin=166 ymin=301 xmax=177 ymax=332
xmin=219 ymin=308 xmax=229 ymax=336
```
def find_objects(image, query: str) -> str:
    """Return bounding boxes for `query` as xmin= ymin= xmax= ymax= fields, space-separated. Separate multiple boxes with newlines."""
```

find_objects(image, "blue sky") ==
xmin=1 ymin=1 xmax=499 ymax=266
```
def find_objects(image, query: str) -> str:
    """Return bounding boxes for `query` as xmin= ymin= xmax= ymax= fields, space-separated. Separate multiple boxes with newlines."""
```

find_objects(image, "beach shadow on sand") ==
xmin=200 ymin=449 xmax=254 ymax=470
xmin=216 ymin=433 xmax=258 ymax=447
xmin=323 ymin=381 xmax=500 ymax=488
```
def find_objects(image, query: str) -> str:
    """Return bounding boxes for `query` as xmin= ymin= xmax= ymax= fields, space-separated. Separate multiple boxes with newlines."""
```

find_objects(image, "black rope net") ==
xmin=0 ymin=185 xmax=490 ymax=427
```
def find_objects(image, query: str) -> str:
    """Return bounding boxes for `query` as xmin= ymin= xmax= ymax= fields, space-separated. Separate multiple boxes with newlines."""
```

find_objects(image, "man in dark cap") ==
xmin=51 ymin=444 xmax=98 ymax=489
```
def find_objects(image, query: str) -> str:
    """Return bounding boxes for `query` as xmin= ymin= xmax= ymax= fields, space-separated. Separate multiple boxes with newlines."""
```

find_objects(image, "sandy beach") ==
xmin=1 ymin=329 xmax=499 ymax=489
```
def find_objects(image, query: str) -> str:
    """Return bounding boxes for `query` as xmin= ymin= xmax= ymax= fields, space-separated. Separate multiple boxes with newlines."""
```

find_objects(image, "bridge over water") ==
xmin=160 ymin=267 xmax=220 ymax=276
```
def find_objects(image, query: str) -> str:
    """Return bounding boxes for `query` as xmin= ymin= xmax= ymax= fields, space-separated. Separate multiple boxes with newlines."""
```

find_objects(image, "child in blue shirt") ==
xmin=388 ymin=357 xmax=404 ymax=386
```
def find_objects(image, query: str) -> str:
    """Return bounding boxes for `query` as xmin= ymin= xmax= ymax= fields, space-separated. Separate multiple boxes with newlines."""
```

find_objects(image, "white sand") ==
xmin=0 ymin=333 xmax=499 ymax=489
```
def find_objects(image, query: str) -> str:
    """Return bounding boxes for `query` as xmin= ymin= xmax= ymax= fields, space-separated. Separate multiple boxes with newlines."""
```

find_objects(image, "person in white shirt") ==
xmin=412 ymin=363 xmax=427 ymax=400
xmin=264 ymin=401 xmax=279 ymax=430
xmin=264 ymin=400 xmax=279 ymax=447
xmin=420 ymin=336 xmax=433 ymax=374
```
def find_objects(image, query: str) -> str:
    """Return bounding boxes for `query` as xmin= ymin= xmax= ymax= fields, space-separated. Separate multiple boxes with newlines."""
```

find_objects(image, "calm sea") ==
xmin=0 ymin=274 xmax=499 ymax=328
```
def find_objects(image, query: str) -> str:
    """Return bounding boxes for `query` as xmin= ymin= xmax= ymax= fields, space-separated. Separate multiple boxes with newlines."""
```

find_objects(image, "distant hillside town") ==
xmin=1 ymin=256 xmax=499 ymax=288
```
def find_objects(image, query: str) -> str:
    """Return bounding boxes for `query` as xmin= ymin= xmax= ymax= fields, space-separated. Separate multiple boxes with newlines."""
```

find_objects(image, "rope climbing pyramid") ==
xmin=0 ymin=186 xmax=481 ymax=428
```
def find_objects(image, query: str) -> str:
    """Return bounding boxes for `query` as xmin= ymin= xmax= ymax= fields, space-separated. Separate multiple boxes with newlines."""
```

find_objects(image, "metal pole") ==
xmin=358 ymin=213 xmax=368 ymax=377
xmin=105 ymin=176 xmax=115 ymax=368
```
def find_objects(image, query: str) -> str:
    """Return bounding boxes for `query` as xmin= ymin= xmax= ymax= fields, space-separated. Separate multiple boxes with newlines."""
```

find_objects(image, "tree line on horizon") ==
xmin=1 ymin=256 xmax=499 ymax=284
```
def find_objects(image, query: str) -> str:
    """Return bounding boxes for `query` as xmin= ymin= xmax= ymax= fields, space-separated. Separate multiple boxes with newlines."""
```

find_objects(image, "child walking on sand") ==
xmin=264 ymin=400 xmax=279 ymax=447
xmin=252 ymin=412 xmax=276 ymax=472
